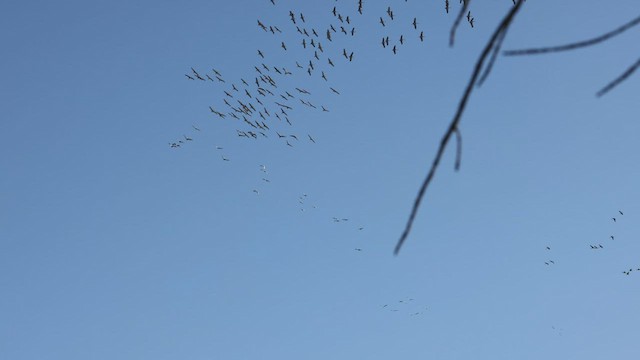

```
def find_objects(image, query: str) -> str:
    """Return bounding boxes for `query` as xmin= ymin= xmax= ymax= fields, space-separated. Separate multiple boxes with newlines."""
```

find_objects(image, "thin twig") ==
xmin=454 ymin=128 xmax=462 ymax=171
xmin=450 ymin=0 xmax=471 ymax=47
xmin=394 ymin=0 xmax=524 ymax=255
xmin=596 ymin=57 xmax=640 ymax=97
xmin=504 ymin=14 xmax=640 ymax=56
xmin=477 ymin=26 xmax=507 ymax=87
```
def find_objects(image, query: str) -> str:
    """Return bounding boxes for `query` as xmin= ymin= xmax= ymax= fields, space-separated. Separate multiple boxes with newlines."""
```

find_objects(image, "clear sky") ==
xmin=1 ymin=1 xmax=639 ymax=359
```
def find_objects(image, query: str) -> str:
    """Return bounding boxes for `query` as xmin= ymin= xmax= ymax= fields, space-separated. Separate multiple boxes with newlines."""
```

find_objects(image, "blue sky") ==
xmin=1 ymin=1 xmax=639 ymax=359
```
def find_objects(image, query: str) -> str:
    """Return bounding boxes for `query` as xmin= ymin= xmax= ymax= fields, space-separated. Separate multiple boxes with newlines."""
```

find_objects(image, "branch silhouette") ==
xmin=477 ymin=27 xmax=507 ymax=87
xmin=450 ymin=0 xmax=471 ymax=47
xmin=503 ymin=14 xmax=640 ymax=96
xmin=596 ymin=57 xmax=640 ymax=97
xmin=503 ymin=14 xmax=640 ymax=56
xmin=394 ymin=0 xmax=525 ymax=255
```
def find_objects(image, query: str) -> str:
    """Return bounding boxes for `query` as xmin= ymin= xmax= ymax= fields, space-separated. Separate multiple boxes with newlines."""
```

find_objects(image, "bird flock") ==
xmin=171 ymin=0 xmax=473 ymax=152
xmin=542 ymin=210 xmax=637 ymax=277
xmin=169 ymin=0 xmax=468 ymax=257
xmin=380 ymin=297 xmax=429 ymax=317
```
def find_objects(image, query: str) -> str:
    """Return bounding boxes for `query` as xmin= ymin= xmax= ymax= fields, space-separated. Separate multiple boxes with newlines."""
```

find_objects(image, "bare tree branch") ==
xmin=450 ymin=0 xmax=471 ymax=47
xmin=503 ymin=14 xmax=640 ymax=56
xmin=596 ymin=57 xmax=640 ymax=97
xmin=394 ymin=0 xmax=524 ymax=255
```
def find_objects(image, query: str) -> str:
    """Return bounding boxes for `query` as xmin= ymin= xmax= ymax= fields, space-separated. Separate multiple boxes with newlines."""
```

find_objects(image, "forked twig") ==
xmin=394 ymin=0 xmax=524 ymax=255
